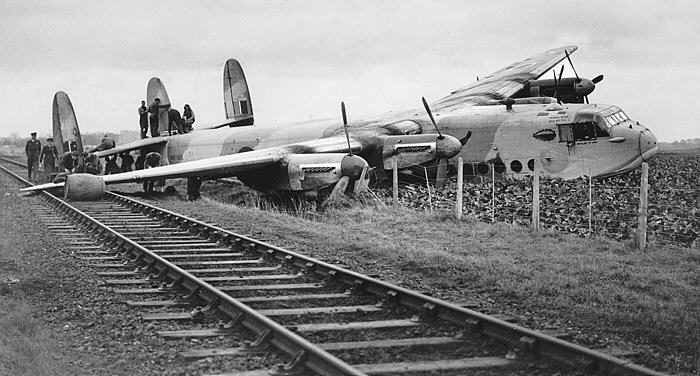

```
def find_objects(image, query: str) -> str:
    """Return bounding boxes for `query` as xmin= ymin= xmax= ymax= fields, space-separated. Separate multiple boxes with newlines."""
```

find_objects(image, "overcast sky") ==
xmin=1 ymin=0 xmax=698 ymax=142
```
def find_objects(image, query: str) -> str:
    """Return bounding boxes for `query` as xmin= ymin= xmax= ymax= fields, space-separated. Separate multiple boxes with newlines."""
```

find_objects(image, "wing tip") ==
xmin=20 ymin=182 xmax=65 ymax=192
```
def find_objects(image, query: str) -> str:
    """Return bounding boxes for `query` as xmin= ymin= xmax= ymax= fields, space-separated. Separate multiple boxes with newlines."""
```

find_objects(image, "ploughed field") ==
xmin=377 ymin=152 xmax=699 ymax=248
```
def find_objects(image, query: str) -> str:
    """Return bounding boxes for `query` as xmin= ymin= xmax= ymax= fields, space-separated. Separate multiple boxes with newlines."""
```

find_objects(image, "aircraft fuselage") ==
xmin=149 ymin=100 xmax=657 ymax=182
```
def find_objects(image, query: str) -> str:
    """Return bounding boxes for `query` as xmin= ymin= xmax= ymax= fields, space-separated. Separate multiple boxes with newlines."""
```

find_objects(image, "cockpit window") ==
xmin=605 ymin=111 xmax=629 ymax=127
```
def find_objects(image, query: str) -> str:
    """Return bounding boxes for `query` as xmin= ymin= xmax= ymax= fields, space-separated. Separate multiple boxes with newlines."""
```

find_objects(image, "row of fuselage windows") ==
xmin=466 ymin=159 xmax=535 ymax=176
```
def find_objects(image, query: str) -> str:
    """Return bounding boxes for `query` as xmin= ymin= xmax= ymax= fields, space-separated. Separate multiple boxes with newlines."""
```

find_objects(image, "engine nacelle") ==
xmin=382 ymin=134 xmax=462 ymax=170
xmin=238 ymin=153 xmax=369 ymax=193
xmin=64 ymin=173 xmax=105 ymax=201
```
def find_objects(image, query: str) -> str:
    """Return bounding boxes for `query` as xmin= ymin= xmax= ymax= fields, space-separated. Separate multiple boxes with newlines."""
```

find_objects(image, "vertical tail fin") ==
xmin=52 ymin=91 xmax=83 ymax=155
xmin=146 ymin=77 xmax=172 ymax=135
xmin=223 ymin=58 xmax=254 ymax=126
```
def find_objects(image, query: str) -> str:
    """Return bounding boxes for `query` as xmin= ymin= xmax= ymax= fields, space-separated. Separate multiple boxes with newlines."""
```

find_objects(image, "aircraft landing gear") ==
xmin=187 ymin=177 xmax=202 ymax=201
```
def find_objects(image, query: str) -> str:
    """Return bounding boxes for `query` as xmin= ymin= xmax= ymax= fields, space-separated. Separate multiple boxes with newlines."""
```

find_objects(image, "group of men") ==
xmin=24 ymin=132 xmax=55 ymax=181
xmin=138 ymin=99 xmax=195 ymax=139
xmin=103 ymin=152 xmax=135 ymax=175
xmin=24 ymin=133 xmax=104 ymax=182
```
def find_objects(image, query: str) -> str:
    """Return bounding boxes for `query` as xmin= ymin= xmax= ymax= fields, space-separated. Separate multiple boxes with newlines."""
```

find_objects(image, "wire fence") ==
xmin=373 ymin=153 xmax=699 ymax=248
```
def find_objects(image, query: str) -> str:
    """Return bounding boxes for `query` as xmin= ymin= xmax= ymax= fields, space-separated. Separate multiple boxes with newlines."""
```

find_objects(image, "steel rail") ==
xmin=2 ymin=157 xmax=667 ymax=375
xmin=2 ymin=161 xmax=363 ymax=376
xmin=107 ymin=191 xmax=665 ymax=376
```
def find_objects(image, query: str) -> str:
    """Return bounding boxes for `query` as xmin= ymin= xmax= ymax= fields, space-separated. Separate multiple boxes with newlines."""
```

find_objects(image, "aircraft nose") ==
xmin=640 ymin=127 xmax=658 ymax=161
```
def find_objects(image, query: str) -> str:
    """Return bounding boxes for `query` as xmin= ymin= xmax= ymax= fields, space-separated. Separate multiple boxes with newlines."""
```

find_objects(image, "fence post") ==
xmin=423 ymin=167 xmax=433 ymax=211
xmin=456 ymin=157 xmax=463 ymax=220
xmin=392 ymin=156 xmax=398 ymax=206
xmin=491 ymin=163 xmax=495 ymax=222
xmin=588 ymin=171 xmax=592 ymax=236
xmin=637 ymin=162 xmax=649 ymax=250
xmin=532 ymin=159 xmax=540 ymax=231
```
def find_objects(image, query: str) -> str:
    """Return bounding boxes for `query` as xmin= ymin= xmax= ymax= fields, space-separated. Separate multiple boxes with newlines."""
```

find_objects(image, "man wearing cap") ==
xmin=148 ymin=98 xmax=170 ymax=137
xmin=39 ymin=137 xmax=59 ymax=176
xmin=138 ymin=100 xmax=149 ymax=139
xmin=25 ymin=132 xmax=41 ymax=181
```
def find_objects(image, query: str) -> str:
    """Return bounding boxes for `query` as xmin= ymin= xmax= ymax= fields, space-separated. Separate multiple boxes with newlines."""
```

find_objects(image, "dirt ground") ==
xmin=0 ymin=175 xmax=229 ymax=376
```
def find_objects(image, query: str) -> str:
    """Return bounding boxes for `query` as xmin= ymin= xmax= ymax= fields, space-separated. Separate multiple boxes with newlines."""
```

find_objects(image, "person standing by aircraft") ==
xmin=138 ymin=100 xmax=149 ymax=139
xmin=120 ymin=152 xmax=134 ymax=172
xmin=25 ymin=132 xmax=41 ymax=181
xmin=148 ymin=98 xmax=169 ymax=137
xmin=39 ymin=137 xmax=59 ymax=175
xmin=104 ymin=155 xmax=120 ymax=175
xmin=143 ymin=152 xmax=163 ymax=193
xmin=182 ymin=104 xmax=195 ymax=133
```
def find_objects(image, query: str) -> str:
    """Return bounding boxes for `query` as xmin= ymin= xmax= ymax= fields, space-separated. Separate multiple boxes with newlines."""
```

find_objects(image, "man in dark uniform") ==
xmin=143 ymin=152 xmax=163 ymax=193
xmin=148 ymin=98 xmax=170 ymax=137
xmin=104 ymin=155 xmax=120 ymax=175
xmin=168 ymin=108 xmax=184 ymax=135
xmin=53 ymin=150 xmax=80 ymax=183
xmin=120 ymin=152 xmax=134 ymax=172
xmin=89 ymin=134 xmax=116 ymax=153
xmin=25 ymin=132 xmax=41 ymax=181
xmin=39 ymin=137 xmax=59 ymax=175
xmin=138 ymin=100 xmax=149 ymax=139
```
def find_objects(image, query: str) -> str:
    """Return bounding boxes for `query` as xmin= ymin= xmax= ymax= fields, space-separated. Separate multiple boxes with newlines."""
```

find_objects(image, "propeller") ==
xmin=565 ymin=50 xmax=604 ymax=103
xmin=584 ymin=74 xmax=603 ymax=104
xmin=421 ymin=97 xmax=449 ymax=188
xmin=340 ymin=101 xmax=353 ymax=156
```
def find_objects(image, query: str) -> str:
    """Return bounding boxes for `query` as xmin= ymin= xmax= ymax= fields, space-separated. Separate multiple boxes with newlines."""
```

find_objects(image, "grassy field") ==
xmin=146 ymin=188 xmax=700 ymax=373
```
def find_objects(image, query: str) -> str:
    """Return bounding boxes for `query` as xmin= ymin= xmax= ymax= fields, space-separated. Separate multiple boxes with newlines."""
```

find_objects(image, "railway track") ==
xmin=0 ymin=156 xmax=666 ymax=376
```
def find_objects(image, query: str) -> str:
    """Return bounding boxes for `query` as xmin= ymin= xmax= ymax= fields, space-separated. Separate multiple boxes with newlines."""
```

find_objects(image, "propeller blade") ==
xmin=552 ymin=70 xmax=561 ymax=104
xmin=592 ymin=74 xmax=604 ymax=84
xmin=558 ymin=65 xmax=565 ymax=83
xmin=459 ymin=131 xmax=472 ymax=146
xmin=436 ymin=158 xmax=448 ymax=188
xmin=421 ymin=97 xmax=443 ymax=139
xmin=340 ymin=101 xmax=353 ymax=156
xmin=585 ymin=95 xmax=589 ymax=104
xmin=327 ymin=175 xmax=350 ymax=202
xmin=564 ymin=50 xmax=580 ymax=81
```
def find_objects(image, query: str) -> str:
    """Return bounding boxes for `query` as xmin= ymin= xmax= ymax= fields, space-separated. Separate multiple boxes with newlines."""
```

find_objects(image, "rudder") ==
xmin=223 ymin=58 xmax=254 ymax=126
xmin=52 ymin=91 xmax=83 ymax=155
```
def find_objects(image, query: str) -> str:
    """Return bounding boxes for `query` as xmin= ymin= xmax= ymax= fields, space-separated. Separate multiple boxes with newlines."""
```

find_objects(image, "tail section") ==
xmin=223 ymin=58 xmax=254 ymax=126
xmin=52 ymin=91 xmax=83 ymax=155
xmin=146 ymin=77 xmax=172 ymax=135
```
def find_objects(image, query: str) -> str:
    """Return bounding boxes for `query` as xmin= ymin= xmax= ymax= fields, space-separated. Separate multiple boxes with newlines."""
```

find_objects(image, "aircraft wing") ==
xmin=106 ymin=148 xmax=285 ymax=183
xmin=94 ymin=137 xmax=168 ymax=158
xmin=434 ymin=45 xmax=578 ymax=110
xmin=21 ymin=147 xmax=286 ymax=193
xmin=21 ymin=135 xmax=364 ymax=193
